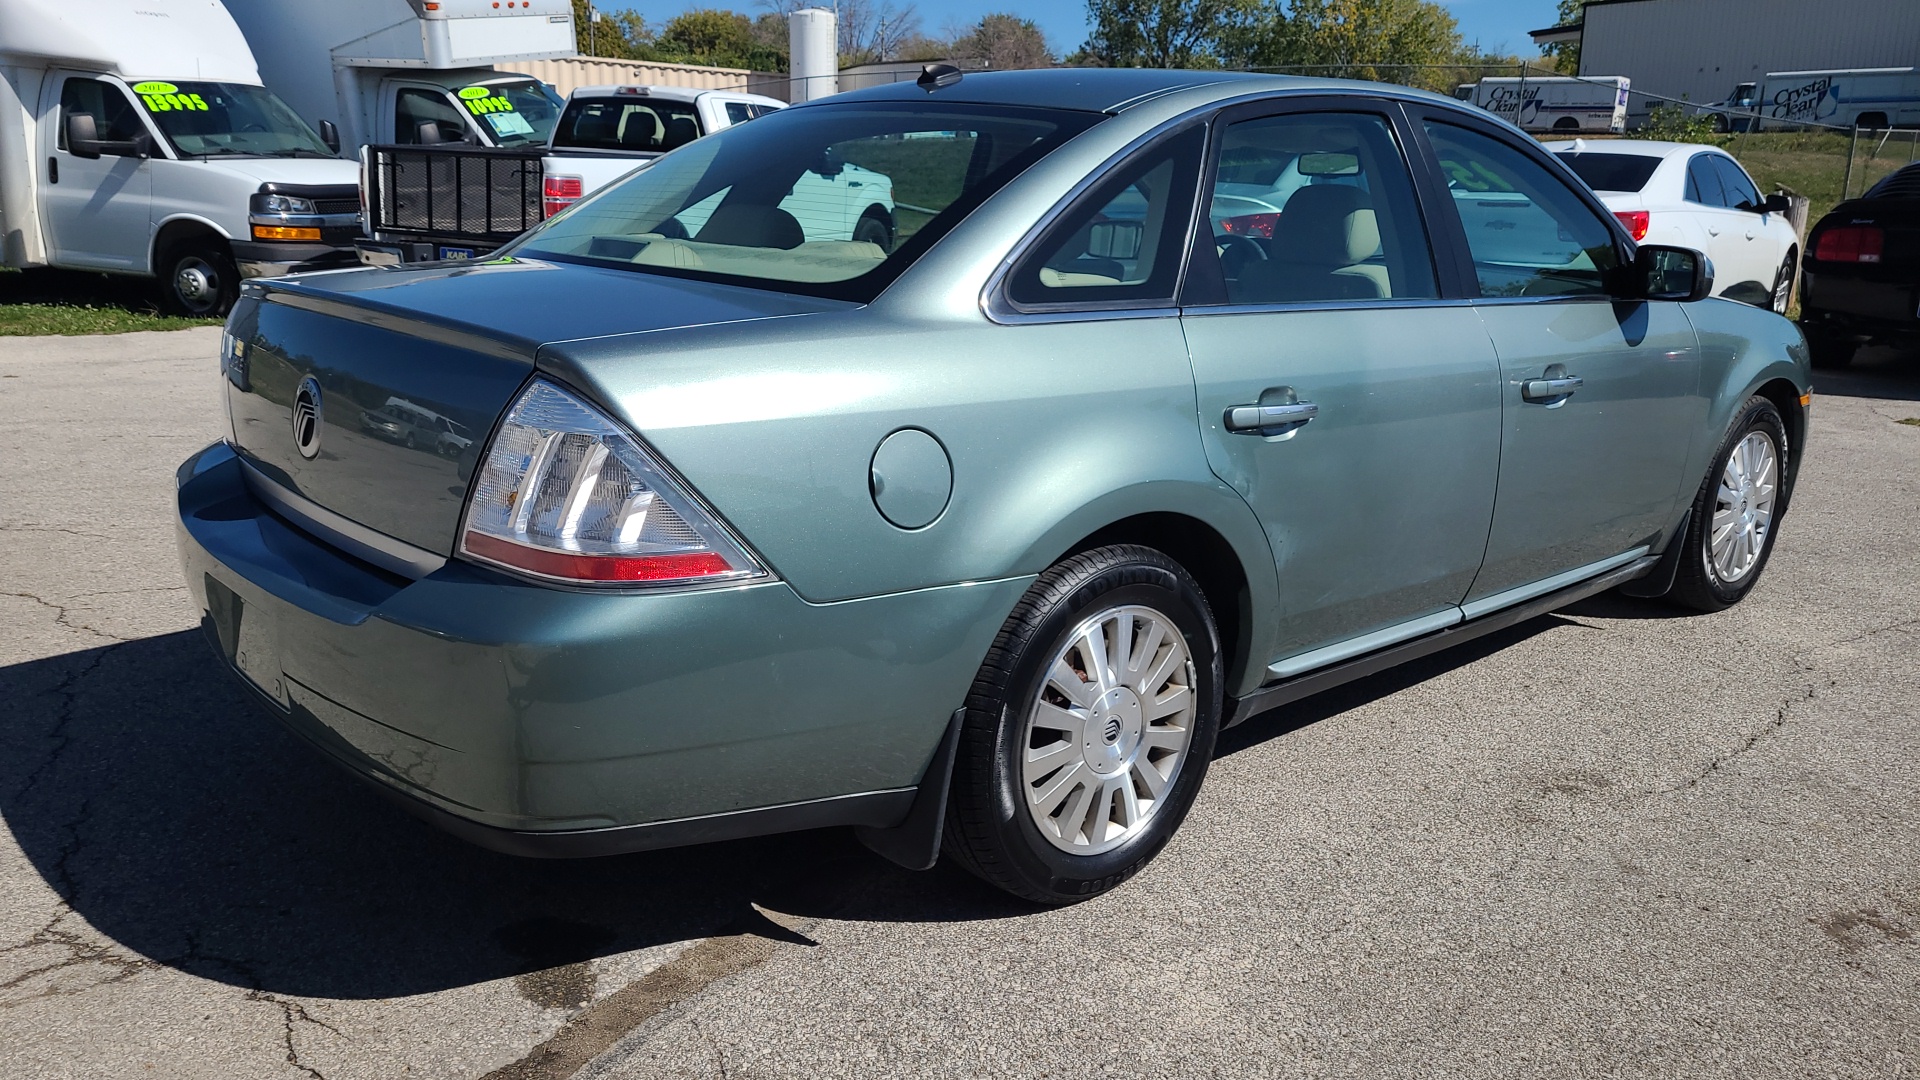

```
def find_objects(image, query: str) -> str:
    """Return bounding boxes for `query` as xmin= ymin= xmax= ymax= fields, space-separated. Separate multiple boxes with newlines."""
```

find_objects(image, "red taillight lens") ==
xmin=542 ymin=175 xmax=584 ymax=219
xmin=1814 ymin=225 xmax=1884 ymax=263
xmin=1218 ymin=213 xmax=1280 ymax=239
xmin=1613 ymin=209 xmax=1650 ymax=242
xmin=462 ymin=533 xmax=735 ymax=583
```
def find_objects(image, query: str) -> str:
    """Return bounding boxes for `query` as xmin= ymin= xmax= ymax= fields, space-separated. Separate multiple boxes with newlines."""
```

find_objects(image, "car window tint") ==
xmin=1686 ymin=155 xmax=1726 ymax=207
xmin=395 ymin=88 xmax=468 ymax=145
xmin=554 ymin=99 xmax=700 ymax=152
xmin=59 ymin=78 xmax=146 ymax=152
xmin=1006 ymin=125 xmax=1204 ymax=306
xmin=1710 ymin=154 xmax=1762 ymax=208
xmin=1424 ymin=121 xmax=1618 ymax=299
xmin=1556 ymin=152 xmax=1660 ymax=193
xmin=1199 ymin=112 xmax=1435 ymax=305
xmin=725 ymin=102 xmax=753 ymax=125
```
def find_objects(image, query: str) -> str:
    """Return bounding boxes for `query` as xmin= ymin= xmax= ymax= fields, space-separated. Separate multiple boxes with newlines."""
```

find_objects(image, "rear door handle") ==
xmin=1521 ymin=376 xmax=1584 ymax=402
xmin=1225 ymin=401 xmax=1318 ymax=434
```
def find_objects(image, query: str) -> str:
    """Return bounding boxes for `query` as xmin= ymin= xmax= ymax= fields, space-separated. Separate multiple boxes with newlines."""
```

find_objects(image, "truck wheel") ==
xmin=160 ymin=239 xmax=238 ymax=317
xmin=853 ymin=210 xmax=893 ymax=253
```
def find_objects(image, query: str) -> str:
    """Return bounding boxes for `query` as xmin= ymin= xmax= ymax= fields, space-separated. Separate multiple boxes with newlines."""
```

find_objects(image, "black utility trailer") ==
xmin=356 ymin=144 xmax=546 ymax=265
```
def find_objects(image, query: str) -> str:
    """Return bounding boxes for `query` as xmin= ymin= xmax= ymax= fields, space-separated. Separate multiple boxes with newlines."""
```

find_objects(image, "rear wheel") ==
xmin=1664 ymin=396 xmax=1788 ymax=612
xmin=1770 ymin=250 xmax=1796 ymax=314
xmin=944 ymin=545 xmax=1222 ymax=905
xmin=158 ymin=237 xmax=238 ymax=317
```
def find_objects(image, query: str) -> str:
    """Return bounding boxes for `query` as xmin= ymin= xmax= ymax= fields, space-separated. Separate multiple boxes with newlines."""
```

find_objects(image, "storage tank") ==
xmin=789 ymin=8 xmax=836 ymax=103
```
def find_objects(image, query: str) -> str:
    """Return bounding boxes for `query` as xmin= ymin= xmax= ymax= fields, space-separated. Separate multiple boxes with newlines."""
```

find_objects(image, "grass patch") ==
xmin=1898 ymin=418 xmax=1920 ymax=427
xmin=0 ymin=267 xmax=221 ymax=336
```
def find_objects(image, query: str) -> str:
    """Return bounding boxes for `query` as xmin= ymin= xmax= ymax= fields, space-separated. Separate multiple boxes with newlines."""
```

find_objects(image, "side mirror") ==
xmin=1760 ymin=192 xmax=1791 ymax=215
xmin=319 ymin=119 xmax=341 ymax=154
xmin=1636 ymin=244 xmax=1714 ymax=303
xmin=66 ymin=113 xmax=102 ymax=159
xmin=812 ymin=147 xmax=845 ymax=179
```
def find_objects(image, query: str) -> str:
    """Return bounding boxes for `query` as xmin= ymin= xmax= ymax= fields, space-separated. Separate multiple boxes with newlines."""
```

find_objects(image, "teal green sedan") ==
xmin=177 ymin=69 xmax=1810 ymax=904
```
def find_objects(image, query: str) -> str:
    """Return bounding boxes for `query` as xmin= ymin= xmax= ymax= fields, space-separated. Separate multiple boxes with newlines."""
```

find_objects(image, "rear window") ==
xmin=509 ymin=102 xmax=1101 ymax=302
xmin=1556 ymin=152 xmax=1661 ymax=193
xmin=554 ymin=97 xmax=701 ymax=153
xmin=1866 ymin=163 xmax=1920 ymax=199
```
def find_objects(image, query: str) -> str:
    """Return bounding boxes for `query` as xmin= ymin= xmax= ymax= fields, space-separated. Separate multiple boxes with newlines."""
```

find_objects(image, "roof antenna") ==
xmin=917 ymin=63 xmax=963 ymax=91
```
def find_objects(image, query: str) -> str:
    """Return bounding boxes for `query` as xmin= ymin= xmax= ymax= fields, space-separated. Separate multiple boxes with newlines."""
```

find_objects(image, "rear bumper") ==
xmin=1800 ymin=269 xmax=1920 ymax=343
xmin=175 ymin=441 xmax=1023 ymax=854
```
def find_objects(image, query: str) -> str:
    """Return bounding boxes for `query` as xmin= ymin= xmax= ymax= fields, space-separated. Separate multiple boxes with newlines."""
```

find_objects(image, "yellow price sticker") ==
xmin=464 ymin=95 xmax=515 ymax=116
xmin=141 ymin=91 xmax=209 ymax=113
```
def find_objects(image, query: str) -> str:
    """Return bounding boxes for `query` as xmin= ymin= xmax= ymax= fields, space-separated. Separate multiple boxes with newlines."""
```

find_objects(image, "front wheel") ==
xmin=158 ymin=238 xmax=238 ymax=317
xmin=1663 ymin=396 xmax=1789 ymax=612
xmin=943 ymin=545 xmax=1222 ymax=904
xmin=852 ymin=210 xmax=893 ymax=253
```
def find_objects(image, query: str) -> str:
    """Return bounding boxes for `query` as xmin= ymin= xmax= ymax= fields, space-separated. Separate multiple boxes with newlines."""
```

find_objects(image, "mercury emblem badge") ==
xmin=292 ymin=376 xmax=323 ymax=459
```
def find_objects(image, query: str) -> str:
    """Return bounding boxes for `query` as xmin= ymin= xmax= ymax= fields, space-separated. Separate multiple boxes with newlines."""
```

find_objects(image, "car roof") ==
xmin=804 ymin=68 xmax=1460 ymax=115
xmin=1550 ymin=139 xmax=1718 ymax=159
xmin=567 ymin=85 xmax=705 ymax=103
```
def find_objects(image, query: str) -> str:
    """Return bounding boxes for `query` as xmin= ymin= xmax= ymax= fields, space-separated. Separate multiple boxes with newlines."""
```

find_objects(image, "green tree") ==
xmin=1266 ymin=0 xmax=1463 ymax=79
xmin=655 ymin=8 xmax=785 ymax=69
xmin=571 ymin=1 xmax=651 ymax=60
xmin=1542 ymin=0 xmax=1583 ymax=74
xmin=1080 ymin=0 xmax=1264 ymax=68
xmin=952 ymin=14 xmax=1053 ymax=70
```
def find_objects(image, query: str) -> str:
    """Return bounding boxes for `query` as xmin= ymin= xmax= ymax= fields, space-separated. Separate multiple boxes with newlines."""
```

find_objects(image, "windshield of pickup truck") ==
xmin=457 ymin=78 xmax=564 ymax=147
xmin=553 ymin=96 xmax=702 ymax=154
xmin=509 ymin=102 xmax=1101 ymax=301
xmin=133 ymin=81 xmax=335 ymax=158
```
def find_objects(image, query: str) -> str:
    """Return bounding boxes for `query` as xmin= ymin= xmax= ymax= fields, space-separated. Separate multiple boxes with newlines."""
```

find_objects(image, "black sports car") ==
xmin=1800 ymin=163 xmax=1920 ymax=368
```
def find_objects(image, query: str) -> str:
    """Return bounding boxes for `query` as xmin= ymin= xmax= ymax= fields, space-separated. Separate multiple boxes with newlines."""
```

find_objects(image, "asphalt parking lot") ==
xmin=3 ymin=326 xmax=1917 ymax=1079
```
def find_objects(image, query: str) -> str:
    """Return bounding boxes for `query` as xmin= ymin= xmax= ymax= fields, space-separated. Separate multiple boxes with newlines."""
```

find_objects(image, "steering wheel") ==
xmin=1216 ymin=233 xmax=1267 ymax=280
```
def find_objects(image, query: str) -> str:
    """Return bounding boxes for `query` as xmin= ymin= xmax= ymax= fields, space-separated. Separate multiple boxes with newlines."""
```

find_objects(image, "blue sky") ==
xmin=617 ymin=0 xmax=1563 ymax=59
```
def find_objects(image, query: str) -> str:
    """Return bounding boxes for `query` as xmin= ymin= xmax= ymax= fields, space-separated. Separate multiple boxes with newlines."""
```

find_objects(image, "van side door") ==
xmin=40 ymin=73 xmax=155 ymax=272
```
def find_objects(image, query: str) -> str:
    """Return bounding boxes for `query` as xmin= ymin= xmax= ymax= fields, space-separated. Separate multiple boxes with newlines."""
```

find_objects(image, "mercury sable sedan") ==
xmin=177 ymin=69 xmax=1811 ymax=904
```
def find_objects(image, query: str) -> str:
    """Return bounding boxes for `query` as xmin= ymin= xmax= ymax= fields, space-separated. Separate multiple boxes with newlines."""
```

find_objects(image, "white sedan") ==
xmin=1553 ymin=139 xmax=1800 ymax=312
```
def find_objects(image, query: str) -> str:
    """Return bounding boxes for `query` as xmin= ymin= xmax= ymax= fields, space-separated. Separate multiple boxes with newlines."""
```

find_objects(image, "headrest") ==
xmin=572 ymin=108 xmax=619 ymax=143
xmin=1274 ymin=184 xmax=1380 ymax=266
xmin=694 ymin=204 xmax=805 ymax=250
xmin=619 ymin=111 xmax=659 ymax=149
xmin=661 ymin=116 xmax=699 ymax=151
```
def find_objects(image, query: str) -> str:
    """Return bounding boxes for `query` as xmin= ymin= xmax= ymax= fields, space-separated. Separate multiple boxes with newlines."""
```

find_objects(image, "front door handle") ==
xmin=1225 ymin=401 xmax=1318 ymax=434
xmin=1521 ymin=375 xmax=1584 ymax=402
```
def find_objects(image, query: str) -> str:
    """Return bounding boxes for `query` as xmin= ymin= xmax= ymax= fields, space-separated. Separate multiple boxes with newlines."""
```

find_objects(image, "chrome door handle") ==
xmin=1521 ymin=376 xmax=1584 ymax=402
xmin=1225 ymin=401 xmax=1318 ymax=434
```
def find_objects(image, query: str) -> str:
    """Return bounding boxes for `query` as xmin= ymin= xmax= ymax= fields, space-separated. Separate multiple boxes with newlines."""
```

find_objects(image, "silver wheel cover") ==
xmin=174 ymin=256 xmax=222 ymax=315
xmin=1772 ymin=262 xmax=1793 ymax=314
xmin=1021 ymin=604 xmax=1197 ymax=856
xmin=1707 ymin=430 xmax=1779 ymax=584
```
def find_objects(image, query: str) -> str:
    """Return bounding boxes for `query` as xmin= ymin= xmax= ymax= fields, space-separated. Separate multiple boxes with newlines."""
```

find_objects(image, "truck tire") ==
xmin=159 ymin=238 xmax=238 ymax=317
xmin=853 ymin=209 xmax=893 ymax=253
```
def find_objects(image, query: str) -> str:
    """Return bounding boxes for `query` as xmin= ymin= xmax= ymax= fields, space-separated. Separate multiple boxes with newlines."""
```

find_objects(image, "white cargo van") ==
xmin=219 ymin=0 xmax=575 ymax=153
xmin=1467 ymin=76 xmax=1631 ymax=135
xmin=0 ymin=0 xmax=363 ymax=315
xmin=1757 ymin=68 xmax=1920 ymax=130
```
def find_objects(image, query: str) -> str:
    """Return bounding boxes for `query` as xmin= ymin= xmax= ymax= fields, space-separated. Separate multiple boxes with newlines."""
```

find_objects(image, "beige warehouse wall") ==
xmin=501 ymin=56 xmax=790 ymax=102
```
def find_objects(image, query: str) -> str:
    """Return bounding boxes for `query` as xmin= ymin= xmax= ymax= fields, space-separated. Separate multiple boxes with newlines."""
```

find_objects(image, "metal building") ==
xmin=1538 ymin=0 xmax=1920 ymax=120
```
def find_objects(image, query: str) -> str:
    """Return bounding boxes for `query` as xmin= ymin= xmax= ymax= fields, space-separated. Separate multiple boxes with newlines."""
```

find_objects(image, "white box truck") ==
xmin=219 ymin=0 xmax=575 ymax=153
xmin=0 ymin=0 xmax=364 ymax=315
xmin=1467 ymin=76 xmax=1631 ymax=135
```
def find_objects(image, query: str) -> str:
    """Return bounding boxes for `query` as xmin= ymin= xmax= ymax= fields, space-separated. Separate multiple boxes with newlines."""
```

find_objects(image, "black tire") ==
xmin=1664 ymin=396 xmax=1790 ymax=613
xmin=1858 ymin=113 xmax=1889 ymax=131
xmin=1552 ymin=117 xmax=1581 ymax=132
xmin=157 ymin=237 xmax=238 ymax=317
xmin=1770 ymin=250 xmax=1796 ymax=314
xmin=943 ymin=545 xmax=1223 ymax=905
xmin=1712 ymin=114 xmax=1730 ymax=134
xmin=852 ymin=209 xmax=893 ymax=253
xmin=1802 ymin=320 xmax=1856 ymax=369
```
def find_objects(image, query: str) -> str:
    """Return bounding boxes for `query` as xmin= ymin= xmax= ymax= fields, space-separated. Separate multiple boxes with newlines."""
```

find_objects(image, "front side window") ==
xmin=553 ymin=98 xmax=699 ymax=153
xmin=511 ymin=102 xmax=1099 ymax=301
xmin=58 ymin=78 xmax=147 ymax=155
xmin=1006 ymin=125 xmax=1203 ymax=307
xmin=1685 ymin=155 xmax=1727 ymax=207
xmin=129 ymin=81 xmax=333 ymax=158
xmin=1710 ymin=154 xmax=1762 ymax=209
xmin=1199 ymin=112 xmax=1436 ymax=305
xmin=1425 ymin=121 xmax=1620 ymax=299
xmin=454 ymin=78 xmax=564 ymax=147
xmin=396 ymin=88 xmax=470 ymax=145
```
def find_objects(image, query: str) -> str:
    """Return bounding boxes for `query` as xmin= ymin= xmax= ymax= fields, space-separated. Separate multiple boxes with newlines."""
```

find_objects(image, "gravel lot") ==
xmin=2 ymin=326 xmax=1916 ymax=1079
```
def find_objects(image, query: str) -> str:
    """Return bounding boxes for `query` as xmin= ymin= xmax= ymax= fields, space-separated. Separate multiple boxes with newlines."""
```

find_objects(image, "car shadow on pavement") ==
xmin=0 ymin=630 xmax=1030 ymax=1002
xmin=1813 ymin=346 xmax=1920 ymax=402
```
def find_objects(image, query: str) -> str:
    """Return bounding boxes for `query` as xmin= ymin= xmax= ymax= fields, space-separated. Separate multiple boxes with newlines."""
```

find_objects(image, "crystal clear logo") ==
xmin=292 ymin=377 xmax=323 ymax=459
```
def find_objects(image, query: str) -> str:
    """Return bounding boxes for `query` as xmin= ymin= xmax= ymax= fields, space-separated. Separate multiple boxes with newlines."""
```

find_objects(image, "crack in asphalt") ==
xmin=252 ymin=990 xmax=341 ymax=1080
xmin=0 ymin=523 xmax=119 ymax=543
xmin=3 ymin=591 xmax=131 ymax=644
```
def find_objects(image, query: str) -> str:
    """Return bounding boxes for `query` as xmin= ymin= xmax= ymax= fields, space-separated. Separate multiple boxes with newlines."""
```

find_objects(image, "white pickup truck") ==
xmin=361 ymin=83 xmax=898 ymax=263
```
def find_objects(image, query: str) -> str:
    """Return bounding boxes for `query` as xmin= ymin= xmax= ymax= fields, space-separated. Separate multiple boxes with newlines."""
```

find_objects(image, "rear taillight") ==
xmin=542 ymin=175 xmax=584 ymax=219
xmin=459 ymin=380 xmax=766 ymax=588
xmin=1613 ymin=209 xmax=1650 ymax=242
xmin=1813 ymin=225 xmax=1884 ymax=263
xmin=1218 ymin=213 xmax=1280 ymax=239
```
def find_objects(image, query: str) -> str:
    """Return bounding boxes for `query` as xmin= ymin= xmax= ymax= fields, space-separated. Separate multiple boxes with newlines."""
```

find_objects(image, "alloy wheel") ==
xmin=1021 ymin=604 xmax=1197 ymax=856
xmin=1708 ymin=430 xmax=1778 ymax=584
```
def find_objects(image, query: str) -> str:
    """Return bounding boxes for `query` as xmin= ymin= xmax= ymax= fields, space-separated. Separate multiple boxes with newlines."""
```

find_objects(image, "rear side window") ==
xmin=1685 ymin=155 xmax=1727 ymax=207
xmin=1556 ymin=152 xmax=1661 ymax=193
xmin=1197 ymin=111 xmax=1437 ymax=305
xmin=1424 ymin=121 xmax=1620 ymax=299
xmin=58 ymin=78 xmax=146 ymax=152
xmin=1710 ymin=155 xmax=1762 ymax=209
xmin=555 ymin=99 xmax=701 ymax=152
xmin=1006 ymin=125 xmax=1204 ymax=307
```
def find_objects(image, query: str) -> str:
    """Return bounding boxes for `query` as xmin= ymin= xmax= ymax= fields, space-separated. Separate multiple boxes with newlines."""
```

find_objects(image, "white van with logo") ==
xmin=1467 ymin=76 xmax=1631 ymax=135
xmin=0 ymin=0 xmax=363 ymax=315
